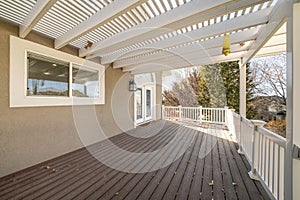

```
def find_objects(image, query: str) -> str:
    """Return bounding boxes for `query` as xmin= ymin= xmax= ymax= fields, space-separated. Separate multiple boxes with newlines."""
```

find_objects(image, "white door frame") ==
xmin=134 ymin=88 xmax=144 ymax=125
xmin=144 ymin=86 xmax=153 ymax=121
xmin=134 ymin=84 xmax=155 ymax=126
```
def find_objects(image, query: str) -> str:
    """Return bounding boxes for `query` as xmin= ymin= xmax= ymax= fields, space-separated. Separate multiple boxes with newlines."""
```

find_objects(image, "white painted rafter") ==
xmin=54 ymin=0 xmax=144 ymax=49
xmin=112 ymin=7 xmax=271 ymax=71
xmin=113 ymin=27 xmax=260 ymax=68
xmin=80 ymin=0 xmax=237 ymax=58
xmin=122 ymin=44 xmax=250 ymax=72
xmin=242 ymin=0 xmax=292 ymax=65
xmin=105 ymin=7 xmax=271 ymax=66
xmin=87 ymin=0 xmax=269 ymax=62
xmin=130 ymin=51 xmax=246 ymax=74
xmin=19 ymin=0 xmax=57 ymax=38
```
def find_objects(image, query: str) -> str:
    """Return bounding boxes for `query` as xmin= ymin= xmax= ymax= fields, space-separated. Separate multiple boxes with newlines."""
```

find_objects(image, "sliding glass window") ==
xmin=27 ymin=52 xmax=69 ymax=96
xmin=72 ymin=65 xmax=99 ymax=98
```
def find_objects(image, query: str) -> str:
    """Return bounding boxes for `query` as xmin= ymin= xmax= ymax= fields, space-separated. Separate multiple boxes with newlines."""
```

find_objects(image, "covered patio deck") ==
xmin=0 ymin=121 xmax=269 ymax=200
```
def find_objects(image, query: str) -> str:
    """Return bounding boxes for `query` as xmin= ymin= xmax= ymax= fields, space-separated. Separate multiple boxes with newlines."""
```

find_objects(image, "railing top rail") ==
xmin=202 ymin=108 xmax=226 ymax=110
xmin=241 ymin=117 xmax=255 ymax=127
xmin=232 ymin=112 xmax=240 ymax=117
xmin=258 ymin=126 xmax=286 ymax=148
xmin=164 ymin=106 xmax=227 ymax=110
xmin=164 ymin=106 xmax=180 ymax=108
xmin=164 ymin=107 xmax=286 ymax=148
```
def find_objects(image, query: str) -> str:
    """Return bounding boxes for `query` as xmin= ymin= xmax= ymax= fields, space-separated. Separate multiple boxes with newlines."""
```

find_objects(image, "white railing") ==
xmin=162 ymin=106 xmax=227 ymax=125
xmin=227 ymin=109 xmax=286 ymax=200
xmin=163 ymin=106 xmax=287 ymax=200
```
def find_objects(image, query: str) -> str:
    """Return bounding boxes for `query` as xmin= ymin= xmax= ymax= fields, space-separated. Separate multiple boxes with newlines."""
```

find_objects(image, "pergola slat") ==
xmin=130 ymin=51 xmax=246 ymax=74
xmin=1 ymin=0 xmax=286 ymax=72
xmin=242 ymin=0 xmax=290 ymax=65
xmin=54 ymin=0 xmax=145 ymax=49
xmin=122 ymin=44 xmax=251 ymax=72
xmin=79 ymin=0 xmax=235 ymax=58
xmin=114 ymin=28 xmax=260 ymax=69
xmin=97 ymin=0 xmax=269 ymax=63
xmin=110 ymin=8 xmax=270 ymax=69
xmin=19 ymin=0 xmax=58 ymax=38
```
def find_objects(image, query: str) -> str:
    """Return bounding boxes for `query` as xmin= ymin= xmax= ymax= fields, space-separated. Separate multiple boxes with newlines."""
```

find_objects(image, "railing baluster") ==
xmin=264 ymin=137 xmax=267 ymax=181
xmin=277 ymin=147 xmax=280 ymax=199
xmin=272 ymin=142 xmax=275 ymax=193
xmin=268 ymin=140 xmax=271 ymax=185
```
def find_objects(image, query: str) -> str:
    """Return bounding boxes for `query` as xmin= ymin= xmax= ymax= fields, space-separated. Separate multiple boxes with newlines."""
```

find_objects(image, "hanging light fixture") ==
xmin=222 ymin=34 xmax=231 ymax=56
xmin=129 ymin=79 xmax=137 ymax=92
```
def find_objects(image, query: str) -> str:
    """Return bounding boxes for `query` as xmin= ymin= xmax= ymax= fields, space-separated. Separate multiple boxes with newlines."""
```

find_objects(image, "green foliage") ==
xmin=202 ymin=61 xmax=256 ymax=119
xmin=197 ymin=73 xmax=211 ymax=107
xmin=163 ymin=61 xmax=257 ymax=119
xmin=245 ymin=63 xmax=257 ymax=119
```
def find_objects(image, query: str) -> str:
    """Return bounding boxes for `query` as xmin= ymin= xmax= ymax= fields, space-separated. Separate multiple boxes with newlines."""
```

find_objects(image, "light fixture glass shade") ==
xmin=222 ymin=34 xmax=231 ymax=56
xmin=129 ymin=79 xmax=137 ymax=92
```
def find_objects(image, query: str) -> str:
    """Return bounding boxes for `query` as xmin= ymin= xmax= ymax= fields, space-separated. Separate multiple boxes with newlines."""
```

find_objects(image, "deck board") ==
xmin=222 ymin=136 xmax=251 ymax=200
xmin=201 ymin=134 xmax=214 ymax=200
xmin=0 ymin=121 xmax=271 ymax=200
xmin=212 ymin=136 xmax=225 ymax=200
xmin=218 ymin=137 xmax=239 ymax=200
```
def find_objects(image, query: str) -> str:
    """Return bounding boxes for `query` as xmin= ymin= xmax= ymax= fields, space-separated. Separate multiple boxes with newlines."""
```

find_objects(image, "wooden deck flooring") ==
xmin=0 ymin=121 xmax=270 ymax=200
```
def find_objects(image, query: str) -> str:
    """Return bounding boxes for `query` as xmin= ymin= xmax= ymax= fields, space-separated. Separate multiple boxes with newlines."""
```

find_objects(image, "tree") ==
xmin=172 ymin=80 xmax=198 ymax=107
xmin=202 ymin=61 xmax=256 ymax=118
xmin=250 ymin=53 xmax=286 ymax=105
xmin=162 ymin=69 xmax=210 ymax=107
xmin=162 ymin=61 xmax=256 ymax=119
xmin=162 ymin=90 xmax=179 ymax=106
xmin=196 ymin=72 xmax=211 ymax=107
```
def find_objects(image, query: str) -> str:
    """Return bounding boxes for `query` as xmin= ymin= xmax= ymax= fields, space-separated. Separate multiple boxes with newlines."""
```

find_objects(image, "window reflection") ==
xmin=72 ymin=66 xmax=99 ymax=98
xmin=27 ymin=53 xmax=69 ymax=96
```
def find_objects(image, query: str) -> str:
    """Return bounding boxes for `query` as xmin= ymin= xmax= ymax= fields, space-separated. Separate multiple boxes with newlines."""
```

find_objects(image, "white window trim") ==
xmin=10 ymin=36 xmax=105 ymax=107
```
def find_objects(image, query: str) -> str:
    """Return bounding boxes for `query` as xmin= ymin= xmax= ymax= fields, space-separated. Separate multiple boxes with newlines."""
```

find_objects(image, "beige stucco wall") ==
xmin=0 ymin=20 xmax=134 ymax=178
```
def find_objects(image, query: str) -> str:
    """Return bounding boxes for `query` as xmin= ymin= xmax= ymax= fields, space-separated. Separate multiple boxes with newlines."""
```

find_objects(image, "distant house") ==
xmin=253 ymin=96 xmax=286 ymax=122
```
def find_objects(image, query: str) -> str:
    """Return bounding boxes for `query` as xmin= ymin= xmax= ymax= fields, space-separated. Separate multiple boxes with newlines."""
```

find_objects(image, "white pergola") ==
xmin=0 ymin=0 xmax=299 ymax=199
xmin=0 ymin=0 xmax=286 ymax=74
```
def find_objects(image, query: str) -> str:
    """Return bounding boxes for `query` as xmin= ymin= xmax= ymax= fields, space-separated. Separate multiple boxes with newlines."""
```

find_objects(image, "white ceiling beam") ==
xmin=19 ymin=0 xmax=57 ymax=38
xmin=130 ymin=51 xmax=246 ymax=74
xmin=242 ymin=0 xmax=292 ymax=65
xmin=123 ymin=44 xmax=250 ymax=72
xmin=79 ymin=0 xmax=246 ymax=57
xmin=54 ymin=0 xmax=144 ymax=49
xmin=89 ymin=0 xmax=269 ymax=62
xmin=114 ymin=27 xmax=260 ymax=68
xmin=255 ymin=44 xmax=286 ymax=57
xmin=263 ymin=33 xmax=286 ymax=47
xmin=105 ymin=7 xmax=270 ymax=65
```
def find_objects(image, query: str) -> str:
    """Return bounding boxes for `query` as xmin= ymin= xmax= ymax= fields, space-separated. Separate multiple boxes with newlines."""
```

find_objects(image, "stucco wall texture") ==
xmin=0 ymin=20 xmax=135 ymax=178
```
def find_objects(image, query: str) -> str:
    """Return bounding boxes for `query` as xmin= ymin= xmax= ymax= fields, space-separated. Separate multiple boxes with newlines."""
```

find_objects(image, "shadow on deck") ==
xmin=0 ymin=120 xmax=270 ymax=200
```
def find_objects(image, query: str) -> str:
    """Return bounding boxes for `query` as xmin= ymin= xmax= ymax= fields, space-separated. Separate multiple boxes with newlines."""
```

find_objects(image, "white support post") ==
xmin=155 ymin=71 xmax=162 ymax=120
xmin=239 ymin=59 xmax=247 ymax=118
xmin=224 ymin=106 xmax=228 ymax=126
xmin=238 ymin=116 xmax=244 ymax=155
xmin=292 ymin=2 xmax=300 ymax=200
xmin=249 ymin=120 xmax=266 ymax=180
xmin=162 ymin=105 xmax=165 ymax=120
xmin=238 ymin=58 xmax=246 ymax=155
xmin=179 ymin=105 xmax=182 ymax=121
xmin=198 ymin=106 xmax=203 ymax=124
